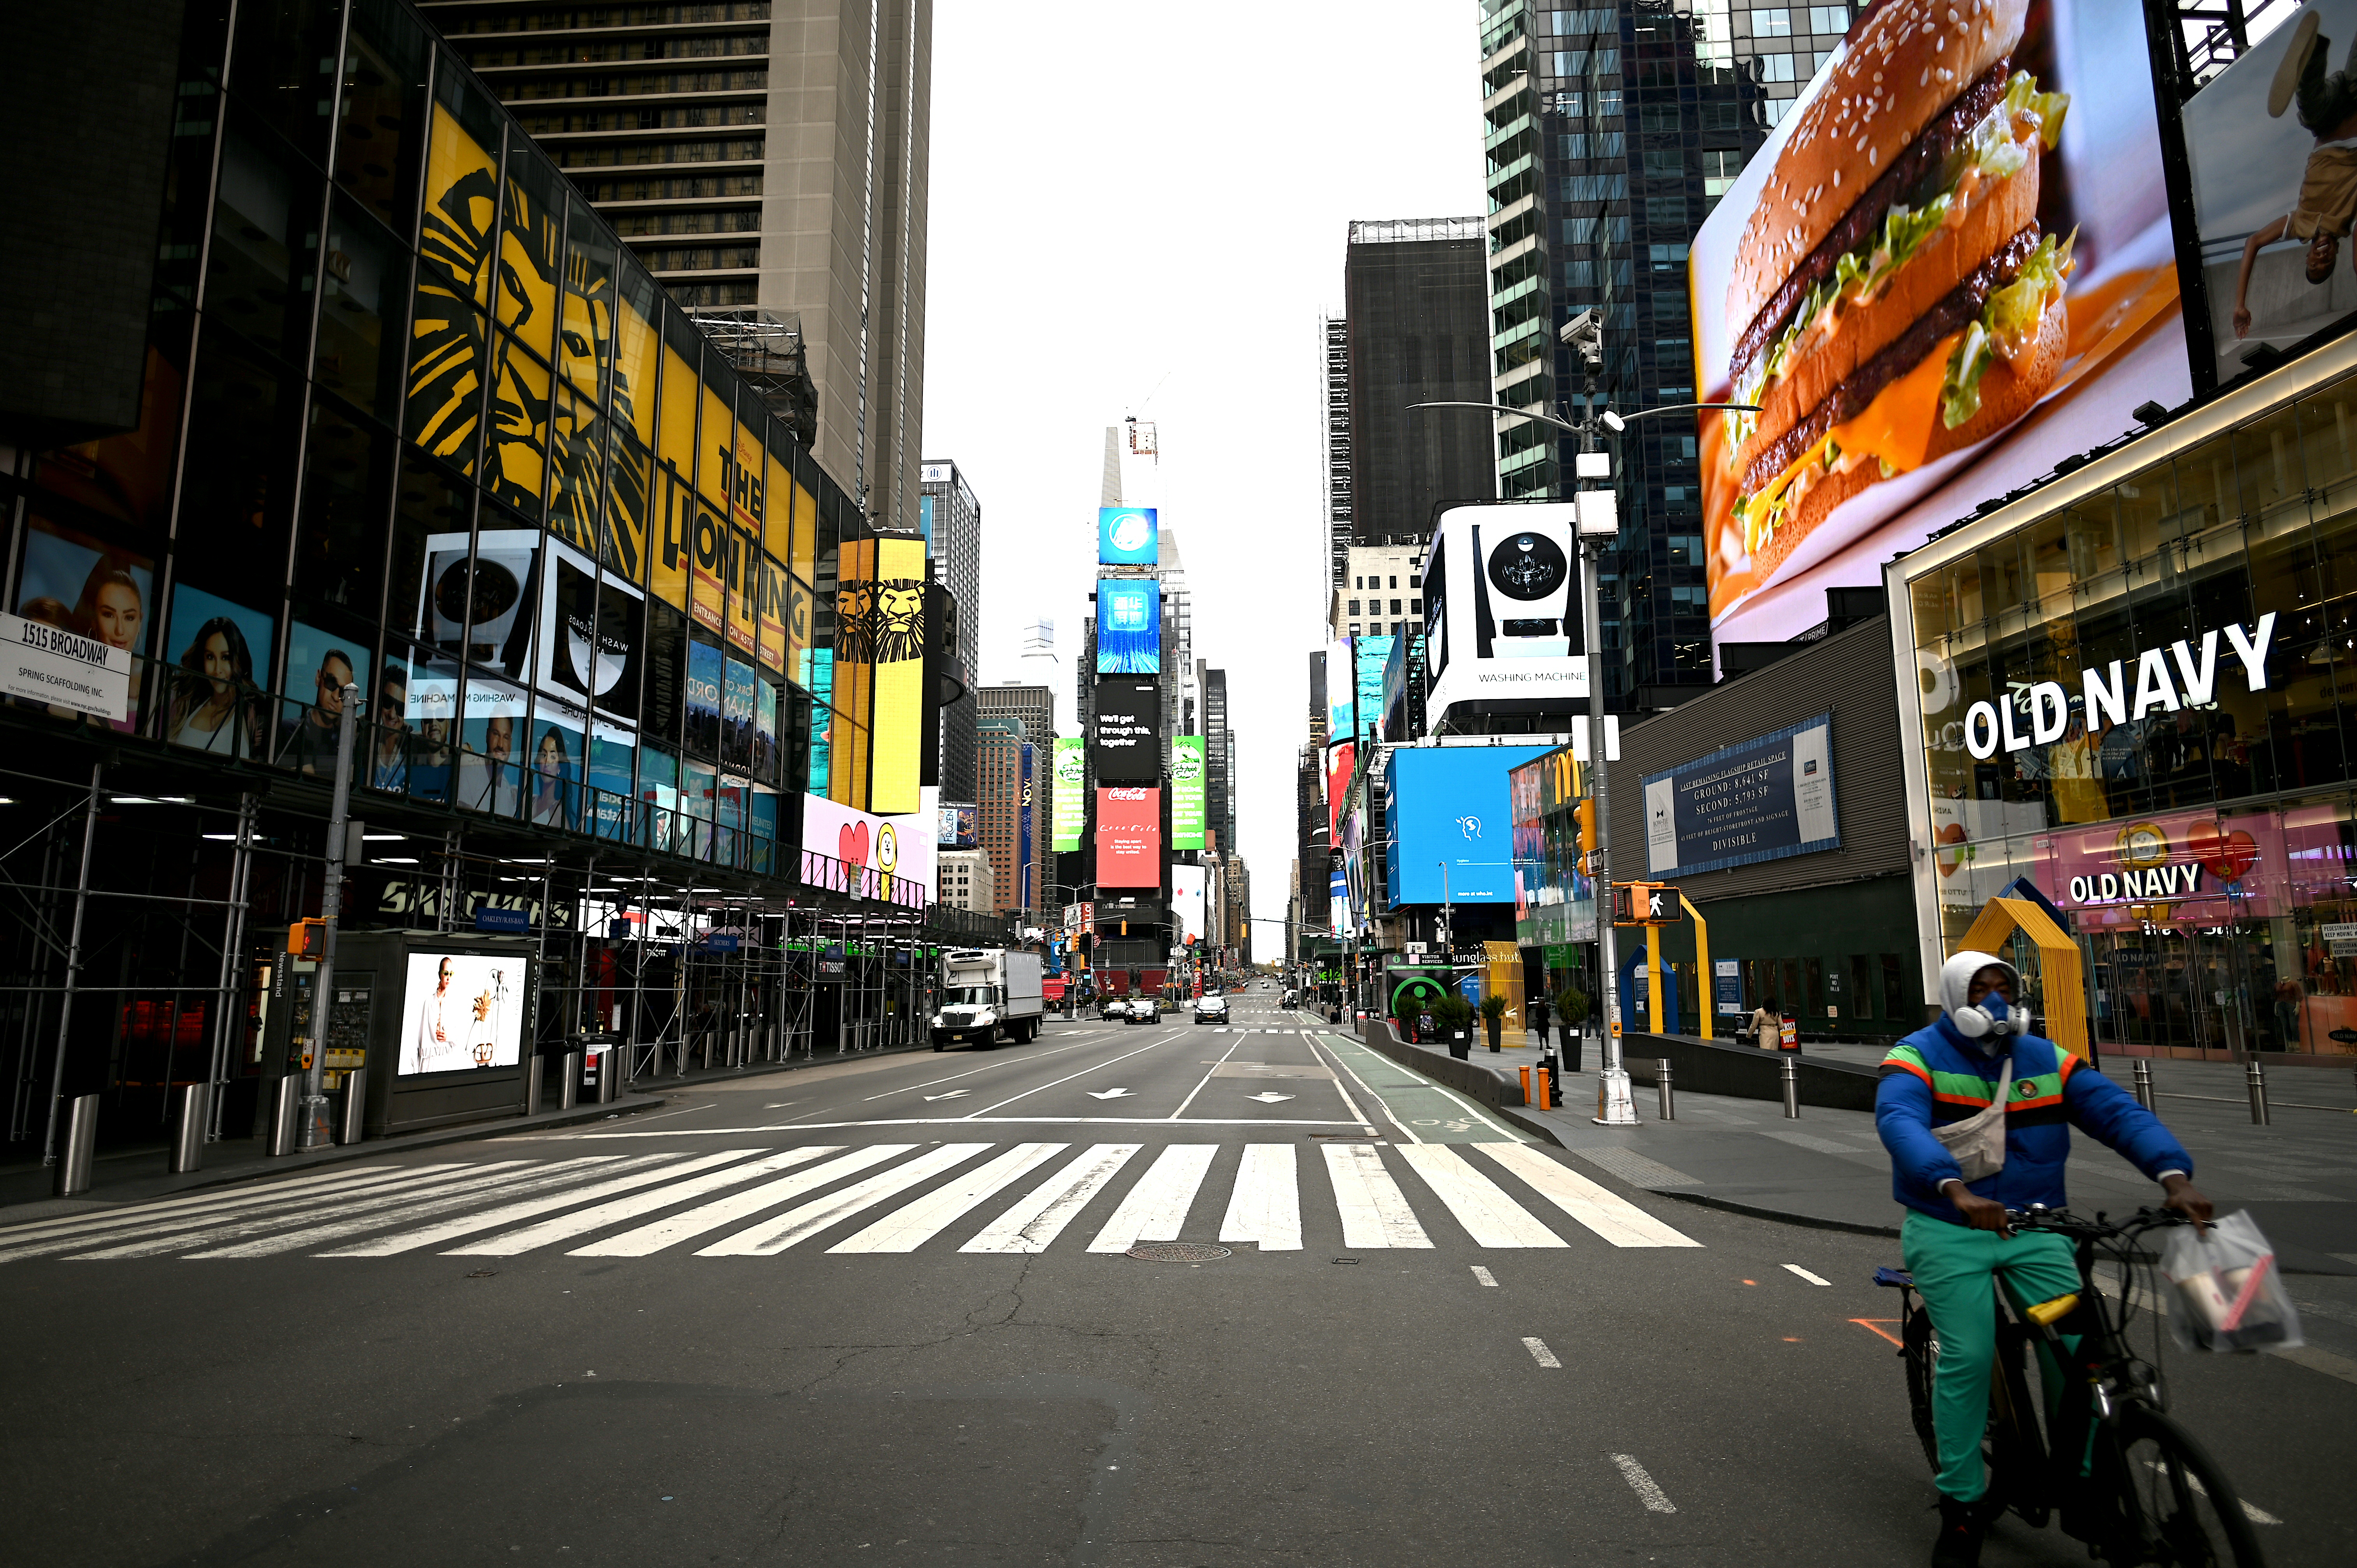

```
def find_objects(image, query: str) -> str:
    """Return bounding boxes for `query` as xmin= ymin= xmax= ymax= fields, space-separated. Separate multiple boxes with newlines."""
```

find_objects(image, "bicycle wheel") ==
xmin=2112 ymin=1405 xmax=2267 ymax=1567
xmin=1900 ymin=1301 xmax=1941 ymax=1473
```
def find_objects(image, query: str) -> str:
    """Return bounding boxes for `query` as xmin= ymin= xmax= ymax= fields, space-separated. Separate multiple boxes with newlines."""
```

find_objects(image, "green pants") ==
xmin=1901 ymin=1211 xmax=2084 ymax=1502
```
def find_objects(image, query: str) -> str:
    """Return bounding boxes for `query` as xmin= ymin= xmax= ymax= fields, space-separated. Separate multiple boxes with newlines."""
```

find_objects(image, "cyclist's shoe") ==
xmin=1931 ymin=1496 xmax=1986 ymax=1567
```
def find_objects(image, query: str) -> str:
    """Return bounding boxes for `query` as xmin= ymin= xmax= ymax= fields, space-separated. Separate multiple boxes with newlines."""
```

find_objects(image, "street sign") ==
xmin=474 ymin=907 xmax=529 ymax=934
xmin=1402 ymin=942 xmax=1427 ymax=957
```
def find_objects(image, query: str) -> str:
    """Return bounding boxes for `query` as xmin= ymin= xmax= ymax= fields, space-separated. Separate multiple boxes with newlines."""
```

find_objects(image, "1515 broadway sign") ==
xmin=2 ymin=613 xmax=131 ymax=722
xmin=1643 ymin=714 xmax=1838 ymax=878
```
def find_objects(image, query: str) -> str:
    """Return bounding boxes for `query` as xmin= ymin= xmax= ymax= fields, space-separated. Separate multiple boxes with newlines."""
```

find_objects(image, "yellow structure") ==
xmin=1956 ymin=896 xmax=2090 ymax=1062
xmin=1680 ymin=892 xmax=1712 ymax=1042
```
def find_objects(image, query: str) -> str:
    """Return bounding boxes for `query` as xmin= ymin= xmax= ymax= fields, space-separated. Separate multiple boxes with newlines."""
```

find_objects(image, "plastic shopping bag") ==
xmin=2158 ymin=1210 xmax=2303 ymax=1353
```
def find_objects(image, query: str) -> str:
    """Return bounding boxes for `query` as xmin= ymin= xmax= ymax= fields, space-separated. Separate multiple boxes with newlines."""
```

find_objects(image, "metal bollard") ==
xmin=2131 ymin=1059 xmax=2155 ymax=1111
xmin=2246 ymin=1060 xmax=2271 ymax=1126
xmin=338 ymin=1072 xmax=368 ymax=1144
xmin=1657 ymin=1059 xmax=1676 ymax=1121
xmin=597 ymin=1049 xmax=620 ymax=1104
xmin=170 ymin=1082 xmax=208 ymax=1174
xmin=701 ymin=1033 xmax=713 ymax=1072
xmin=561 ymin=1049 xmax=583 ymax=1111
xmin=1780 ymin=1056 xmax=1801 ymax=1119
xmin=54 ymin=1093 xmax=99 ymax=1195
xmin=523 ymin=1054 xmax=544 ymax=1116
xmin=268 ymin=1076 xmax=302 ymax=1156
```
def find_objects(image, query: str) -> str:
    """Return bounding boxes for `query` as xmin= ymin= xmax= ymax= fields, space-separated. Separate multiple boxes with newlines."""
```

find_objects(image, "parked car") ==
xmin=1193 ymin=994 xmax=1228 ymax=1025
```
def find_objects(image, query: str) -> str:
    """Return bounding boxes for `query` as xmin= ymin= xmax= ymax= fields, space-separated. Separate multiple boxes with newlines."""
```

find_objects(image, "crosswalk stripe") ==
xmin=959 ymin=1144 xmax=1142 ymax=1254
xmin=186 ymin=1157 xmax=644 ymax=1257
xmin=564 ymin=1147 xmax=892 ymax=1257
xmin=0 ymin=1164 xmax=429 ymax=1254
xmin=0 ymin=1164 xmax=462 ymax=1264
xmin=321 ymin=1151 xmax=767 ymax=1257
xmin=1396 ymin=1145 xmax=1567 ymax=1248
xmin=828 ymin=1144 xmax=1069 ymax=1254
xmin=1087 ymin=1144 xmax=1217 ymax=1253
xmin=1475 ymin=1142 xmax=1701 ymax=1249
xmin=68 ymin=1162 xmax=544 ymax=1259
xmin=699 ymin=1144 xmax=993 ymax=1256
xmin=1322 ymin=1143 xmax=1432 ymax=1248
xmin=451 ymin=1150 xmax=836 ymax=1257
xmin=1219 ymin=1144 xmax=1301 ymax=1251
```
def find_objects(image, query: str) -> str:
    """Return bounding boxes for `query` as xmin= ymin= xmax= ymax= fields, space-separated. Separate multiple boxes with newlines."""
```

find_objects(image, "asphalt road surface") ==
xmin=2 ymin=984 xmax=2349 ymax=1565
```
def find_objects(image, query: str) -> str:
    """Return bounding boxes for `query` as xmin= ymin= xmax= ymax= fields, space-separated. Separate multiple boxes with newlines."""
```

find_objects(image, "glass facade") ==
xmin=10 ymin=0 xmax=897 ymax=873
xmin=1898 ymin=351 xmax=2357 ymax=1059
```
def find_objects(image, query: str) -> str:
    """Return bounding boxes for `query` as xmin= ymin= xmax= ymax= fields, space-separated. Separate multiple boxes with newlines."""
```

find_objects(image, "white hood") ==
xmin=1938 ymin=950 xmax=2019 ymax=1019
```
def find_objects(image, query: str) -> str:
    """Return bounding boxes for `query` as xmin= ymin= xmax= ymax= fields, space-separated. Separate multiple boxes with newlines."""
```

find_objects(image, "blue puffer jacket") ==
xmin=1875 ymin=1017 xmax=2193 ymax=1225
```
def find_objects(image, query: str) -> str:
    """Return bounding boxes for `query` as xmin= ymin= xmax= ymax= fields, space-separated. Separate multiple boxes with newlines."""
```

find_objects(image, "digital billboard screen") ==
xmin=1170 ymin=735 xmax=1206 ymax=850
xmin=1641 ymin=714 xmax=1840 ymax=879
xmin=1098 ymin=506 xmax=1159 ymax=565
xmin=2184 ymin=0 xmax=2357 ymax=384
xmin=397 ymin=952 xmax=525 ymax=1075
xmin=1353 ymin=636 xmax=1392 ymax=741
xmin=1421 ymin=505 xmax=1587 ymax=727
xmin=1325 ymin=740 xmax=1355 ymax=843
xmin=937 ymin=801 xmax=979 ymax=849
xmin=1095 ymin=786 xmax=1162 ymax=887
xmin=1325 ymin=638 xmax=1355 ymax=738
xmin=1095 ymin=579 xmax=1161 ymax=673
xmin=1382 ymin=743 xmax=1553 ymax=905
xmin=1170 ymin=862 xmax=1205 ymax=944
xmin=1051 ymin=736 xmax=1085 ymax=852
xmin=1091 ymin=675 xmax=1161 ymax=782
xmin=1691 ymin=0 xmax=2192 ymax=649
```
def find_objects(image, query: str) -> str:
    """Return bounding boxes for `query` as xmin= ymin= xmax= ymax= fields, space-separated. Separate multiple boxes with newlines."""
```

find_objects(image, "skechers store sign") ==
xmin=1958 ymin=616 xmax=2278 ymax=759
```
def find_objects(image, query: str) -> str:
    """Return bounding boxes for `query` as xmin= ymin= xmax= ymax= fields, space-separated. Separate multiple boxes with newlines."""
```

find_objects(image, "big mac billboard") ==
xmin=1691 ymin=0 xmax=2193 ymax=649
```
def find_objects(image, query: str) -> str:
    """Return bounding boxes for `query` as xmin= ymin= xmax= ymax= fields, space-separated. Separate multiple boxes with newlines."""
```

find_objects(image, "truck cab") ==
xmin=931 ymin=948 xmax=1045 ymax=1051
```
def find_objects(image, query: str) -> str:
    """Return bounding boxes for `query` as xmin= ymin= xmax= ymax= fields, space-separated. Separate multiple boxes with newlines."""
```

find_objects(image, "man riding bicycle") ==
xmin=1876 ymin=951 xmax=2213 ymax=1567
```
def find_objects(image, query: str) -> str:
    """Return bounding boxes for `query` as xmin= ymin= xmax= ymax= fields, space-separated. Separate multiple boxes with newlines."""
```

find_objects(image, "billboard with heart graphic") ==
xmin=802 ymin=790 xmax=936 ymax=908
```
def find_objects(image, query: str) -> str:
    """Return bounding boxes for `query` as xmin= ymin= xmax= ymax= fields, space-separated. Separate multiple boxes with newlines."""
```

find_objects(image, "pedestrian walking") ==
xmin=1748 ymin=997 xmax=1779 ymax=1050
xmin=1528 ymin=995 xmax=1551 ymax=1051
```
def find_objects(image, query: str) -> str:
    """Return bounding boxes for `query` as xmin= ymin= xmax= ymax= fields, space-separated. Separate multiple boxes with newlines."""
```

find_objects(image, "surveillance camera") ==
xmin=1557 ymin=308 xmax=1599 ymax=346
xmin=1601 ymin=408 xmax=1626 ymax=434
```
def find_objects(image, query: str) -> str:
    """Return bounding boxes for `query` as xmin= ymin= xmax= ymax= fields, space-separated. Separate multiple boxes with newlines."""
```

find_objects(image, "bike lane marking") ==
xmin=1309 ymin=1032 xmax=1530 ymax=1144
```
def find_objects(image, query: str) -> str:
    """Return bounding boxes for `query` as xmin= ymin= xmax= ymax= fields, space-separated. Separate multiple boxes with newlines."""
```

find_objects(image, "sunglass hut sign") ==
xmin=1960 ymin=615 xmax=2278 ymax=759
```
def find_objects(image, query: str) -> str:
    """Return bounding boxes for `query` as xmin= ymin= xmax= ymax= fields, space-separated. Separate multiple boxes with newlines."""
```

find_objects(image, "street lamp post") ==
xmin=1407 ymin=394 xmax=1756 ymax=1125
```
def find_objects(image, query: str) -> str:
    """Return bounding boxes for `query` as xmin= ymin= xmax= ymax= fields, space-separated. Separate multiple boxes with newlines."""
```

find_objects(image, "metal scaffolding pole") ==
xmin=203 ymin=793 xmax=259 ymax=1141
xmin=40 ymin=764 xmax=104 ymax=1166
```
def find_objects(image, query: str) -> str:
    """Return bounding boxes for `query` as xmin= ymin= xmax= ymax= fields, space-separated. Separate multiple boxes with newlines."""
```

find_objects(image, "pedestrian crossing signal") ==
xmin=287 ymin=919 xmax=327 ymax=959
xmin=1611 ymin=884 xmax=1682 ymax=926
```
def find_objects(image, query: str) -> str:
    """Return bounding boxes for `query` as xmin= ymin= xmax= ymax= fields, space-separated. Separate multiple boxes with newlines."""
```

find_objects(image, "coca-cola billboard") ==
xmin=1095 ymin=786 xmax=1162 ymax=889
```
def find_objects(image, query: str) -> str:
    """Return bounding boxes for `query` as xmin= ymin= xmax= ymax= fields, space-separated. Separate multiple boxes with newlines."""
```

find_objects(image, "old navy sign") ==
xmin=2066 ymin=863 xmax=2208 ymax=907
xmin=1962 ymin=615 xmax=2277 ymax=760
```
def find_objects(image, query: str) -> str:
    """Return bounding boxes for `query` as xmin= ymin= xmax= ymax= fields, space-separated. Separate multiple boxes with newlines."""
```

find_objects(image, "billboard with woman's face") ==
xmin=397 ymin=951 xmax=525 ymax=1075
xmin=162 ymin=584 xmax=270 ymax=758
xmin=16 ymin=517 xmax=154 ymax=731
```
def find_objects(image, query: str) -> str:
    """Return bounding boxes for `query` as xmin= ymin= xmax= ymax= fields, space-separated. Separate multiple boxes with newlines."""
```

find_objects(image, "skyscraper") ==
xmin=423 ymin=0 xmax=932 ymax=530
xmin=1200 ymin=664 xmax=1235 ymax=864
xmin=976 ymin=717 xmax=1027 ymax=916
xmin=979 ymin=682 xmax=1055 ymax=906
xmin=1477 ymin=0 xmax=1783 ymax=702
xmin=1336 ymin=218 xmax=1497 ymax=587
xmin=921 ymin=458 xmax=981 ymax=802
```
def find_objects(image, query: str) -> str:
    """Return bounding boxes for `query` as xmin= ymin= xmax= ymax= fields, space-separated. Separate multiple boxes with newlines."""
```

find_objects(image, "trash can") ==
xmin=573 ymin=1031 xmax=622 ymax=1103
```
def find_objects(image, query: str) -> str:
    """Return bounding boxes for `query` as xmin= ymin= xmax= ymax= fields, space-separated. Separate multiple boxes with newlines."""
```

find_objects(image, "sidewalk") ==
xmin=1467 ymin=1028 xmax=2357 ymax=1276
xmin=0 ymin=1035 xmax=951 ymax=1221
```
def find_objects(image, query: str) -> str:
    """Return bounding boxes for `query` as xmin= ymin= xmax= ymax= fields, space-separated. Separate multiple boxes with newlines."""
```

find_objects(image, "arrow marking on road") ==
xmin=1246 ymin=1092 xmax=1295 ymax=1104
xmin=923 ymin=1090 xmax=970 ymax=1102
xmin=1086 ymin=1088 xmax=1134 ymax=1100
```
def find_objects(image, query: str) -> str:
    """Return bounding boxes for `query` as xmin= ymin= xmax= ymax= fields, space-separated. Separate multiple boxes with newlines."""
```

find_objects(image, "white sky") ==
xmin=924 ymin=0 xmax=1487 ymax=947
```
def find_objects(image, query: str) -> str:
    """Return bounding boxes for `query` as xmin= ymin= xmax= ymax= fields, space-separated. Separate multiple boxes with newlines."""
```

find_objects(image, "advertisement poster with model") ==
xmin=398 ymin=951 xmax=523 ymax=1075
xmin=14 ymin=517 xmax=151 ymax=730
xmin=1692 ymin=0 xmax=2192 ymax=648
xmin=277 ymin=620 xmax=372 ymax=778
xmin=1420 ymin=504 xmax=1586 ymax=727
xmin=2185 ymin=2 xmax=2357 ymax=381
xmin=161 ymin=583 xmax=270 ymax=758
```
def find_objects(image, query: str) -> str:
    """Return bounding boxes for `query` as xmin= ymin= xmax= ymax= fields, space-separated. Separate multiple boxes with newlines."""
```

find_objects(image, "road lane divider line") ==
xmin=320 ymin=1150 xmax=768 ymax=1256
xmin=1396 ymin=1146 xmax=1566 ymax=1248
xmin=1523 ymin=1337 xmax=1562 ymax=1368
xmin=962 ymin=1144 xmax=1142 ymax=1254
xmin=1472 ymin=1266 xmax=1498 ymax=1286
xmin=69 ymin=1161 xmax=548 ymax=1259
xmin=566 ymin=1146 xmax=908 ymax=1257
xmin=1609 ymin=1454 xmax=1678 ymax=1513
xmin=963 ymin=1037 xmax=1178 ymax=1118
xmin=1321 ymin=1143 xmax=1432 ymax=1249
xmin=827 ymin=1143 xmax=1070 ymax=1254
xmin=1783 ymin=1264 xmax=1832 ymax=1286
xmin=699 ymin=1144 xmax=994 ymax=1255
xmin=1167 ymin=1036 xmax=1249 ymax=1121
xmin=861 ymin=1040 xmax=1098 ymax=1100
xmin=1087 ymin=1144 xmax=1217 ymax=1253
xmin=1475 ymin=1143 xmax=1700 ymax=1249
xmin=191 ymin=1156 xmax=668 ymax=1257
xmin=1219 ymin=1145 xmax=1302 ymax=1251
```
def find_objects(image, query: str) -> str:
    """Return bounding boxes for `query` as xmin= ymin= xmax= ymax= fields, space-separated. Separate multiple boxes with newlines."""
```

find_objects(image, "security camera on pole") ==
xmin=1407 ymin=314 xmax=1757 ymax=1126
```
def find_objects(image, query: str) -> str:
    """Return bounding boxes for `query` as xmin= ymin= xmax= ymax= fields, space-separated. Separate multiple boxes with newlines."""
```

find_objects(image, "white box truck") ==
xmin=931 ymin=948 xmax=1045 ymax=1050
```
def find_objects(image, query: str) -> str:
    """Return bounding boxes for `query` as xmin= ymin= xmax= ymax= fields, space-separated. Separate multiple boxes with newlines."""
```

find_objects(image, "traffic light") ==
xmin=1611 ymin=882 xmax=1646 ymax=926
xmin=1610 ymin=883 xmax=1684 ymax=925
xmin=1574 ymin=799 xmax=1597 ymax=875
xmin=287 ymin=918 xmax=327 ymax=959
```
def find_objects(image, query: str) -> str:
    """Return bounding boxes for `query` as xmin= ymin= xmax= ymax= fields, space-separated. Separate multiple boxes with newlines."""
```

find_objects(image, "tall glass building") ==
xmin=0 ymin=1 xmax=988 ymax=1162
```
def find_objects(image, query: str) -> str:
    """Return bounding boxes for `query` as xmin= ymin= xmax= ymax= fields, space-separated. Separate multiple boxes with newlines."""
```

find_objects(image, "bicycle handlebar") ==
xmin=2001 ymin=1204 xmax=2185 ymax=1241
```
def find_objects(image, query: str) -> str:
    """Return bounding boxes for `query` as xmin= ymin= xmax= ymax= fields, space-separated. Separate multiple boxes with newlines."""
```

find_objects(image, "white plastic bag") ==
xmin=2158 ymin=1210 xmax=2303 ymax=1353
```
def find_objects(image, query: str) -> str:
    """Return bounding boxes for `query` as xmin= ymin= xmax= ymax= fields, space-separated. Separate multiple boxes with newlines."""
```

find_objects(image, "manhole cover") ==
xmin=1125 ymin=1242 xmax=1232 ymax=1262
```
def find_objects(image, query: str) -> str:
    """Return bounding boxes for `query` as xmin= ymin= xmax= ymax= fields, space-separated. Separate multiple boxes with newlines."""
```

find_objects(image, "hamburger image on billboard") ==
xmin=1695 ymin=0 xmax=2191 ymax=644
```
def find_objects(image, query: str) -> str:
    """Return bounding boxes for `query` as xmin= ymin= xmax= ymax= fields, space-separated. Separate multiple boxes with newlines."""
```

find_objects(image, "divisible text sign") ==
xmin=2 ymin=613 xmax=130 ymax=722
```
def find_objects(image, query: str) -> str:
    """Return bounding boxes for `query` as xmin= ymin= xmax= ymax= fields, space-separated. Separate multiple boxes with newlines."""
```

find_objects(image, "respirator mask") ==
xmin=1950 ymin=991 xmax=2018 ymax=1039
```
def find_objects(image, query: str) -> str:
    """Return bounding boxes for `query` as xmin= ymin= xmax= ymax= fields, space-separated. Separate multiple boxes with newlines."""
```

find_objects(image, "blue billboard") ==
xmin=1096 ymin=579 xmax=1161 ymax=673
xmin=1098 ymin=507 xmax=1159 ymax=565
xmin=1353 ymin=636 xmax=1392 ymax=740
xmin=1383 ymin=743 xmax=1554 ymax=906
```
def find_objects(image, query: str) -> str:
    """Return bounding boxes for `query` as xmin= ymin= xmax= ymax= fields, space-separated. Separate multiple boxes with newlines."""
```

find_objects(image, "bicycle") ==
xmin=1874 ymin=1205 xmax=2266 ymax=1566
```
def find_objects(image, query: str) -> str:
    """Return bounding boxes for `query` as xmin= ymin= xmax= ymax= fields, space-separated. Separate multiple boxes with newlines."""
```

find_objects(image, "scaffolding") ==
xmin=688 ymin=309 xmax=819 ymax=450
